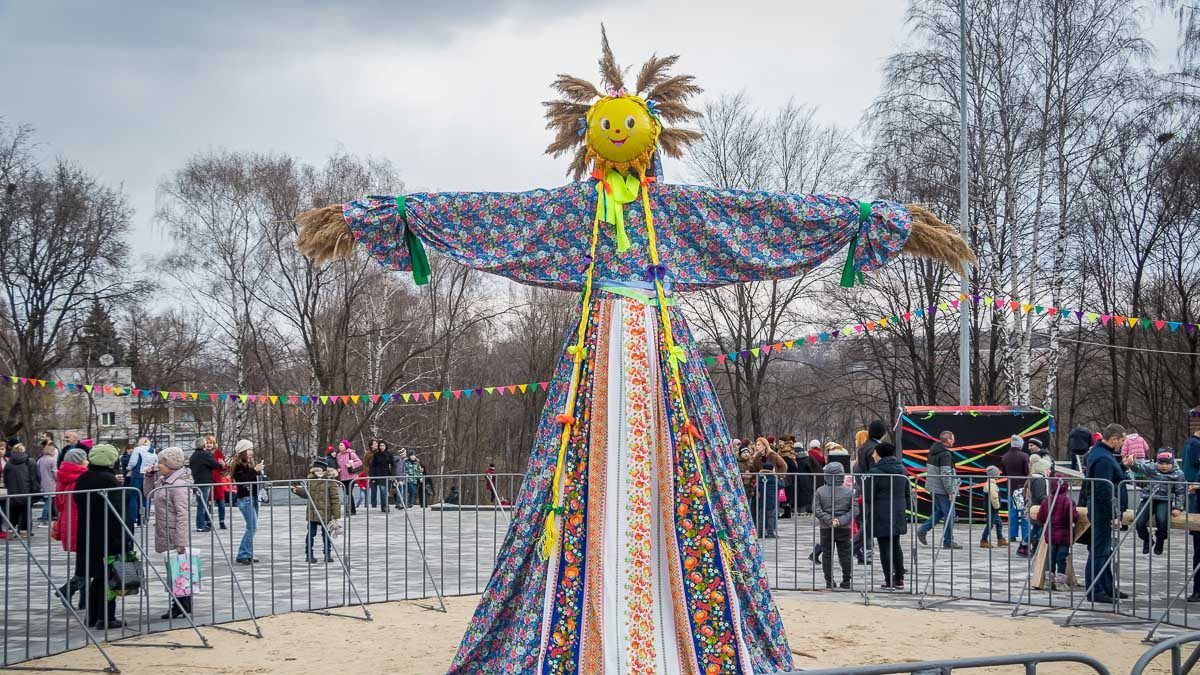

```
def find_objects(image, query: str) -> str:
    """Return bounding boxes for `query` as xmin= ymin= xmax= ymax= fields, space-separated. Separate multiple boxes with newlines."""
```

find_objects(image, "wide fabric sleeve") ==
xmin=343 ymin=183 xmax=593 ymax=290
xmin=652 ymin=184 xmax=911 ymax=288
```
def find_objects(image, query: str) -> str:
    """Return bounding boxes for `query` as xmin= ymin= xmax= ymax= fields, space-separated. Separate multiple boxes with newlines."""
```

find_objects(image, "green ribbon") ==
xmin=397 ymin=196 xmax=431 ymax=286
xmin=596 ymin=170 xmax=640 ymax=254
xmin=839 ymin=201 xmax=872 ymax=288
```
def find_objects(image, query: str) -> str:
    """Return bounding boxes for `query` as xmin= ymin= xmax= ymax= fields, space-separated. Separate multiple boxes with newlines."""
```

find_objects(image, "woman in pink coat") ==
xmin=334 ymin=440 xmax=362 ymax=516
xmin=152 ymin=447 xmax=194 ymax=619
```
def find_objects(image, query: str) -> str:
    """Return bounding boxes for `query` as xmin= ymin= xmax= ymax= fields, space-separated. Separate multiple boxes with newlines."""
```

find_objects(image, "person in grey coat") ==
xmin=917 ymin=431 xmax=962 ymax=549
xmin=814 ymin=462 xmax=857 ymax=589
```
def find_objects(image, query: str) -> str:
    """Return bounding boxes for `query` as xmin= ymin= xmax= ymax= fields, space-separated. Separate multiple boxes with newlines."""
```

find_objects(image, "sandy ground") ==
xmin=18 ymin=592 xmax=1171 ymax=674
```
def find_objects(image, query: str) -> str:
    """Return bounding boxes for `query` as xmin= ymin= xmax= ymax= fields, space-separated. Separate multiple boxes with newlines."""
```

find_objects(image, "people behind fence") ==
xmin=187 ymin=436 xmax=222 ymax=533
xmin=294 ymin=456 xmax=342 ymax=563
xmin=366 ymin=438 xmax=394 ymax=512
xmin=777 ymin=437 xmax=799 ymax=519
xmin=151 ymin=446 xmax=194 ymax=619
xmin=126 ymin=437 xmax=157 ymax=527
xmin=1068 ymin=422 xmax=1093 ymax=472
xmin=750 ymin=436 xmax=785 ymax=538
xmin=52 ymin=447 xmax=88 ymax=608
xmin=1084 ymin=423 xmax=1130 ymax=605
xmin=1184 ymin=427 xmax=1200 ymax=602
xmin=333 ymin=439 xmax=362 ymax=516
xmin=36 ymin=438 xmax=58 ymax=527
xmin=74 ymin=443 xmax=129 ymax=629
xmin=1026 ymin=453 xmax=1052 ymax=556
xmin=814 ymin=461 xmax=856 ymax=589
xmin=1125 ymin=449 xmax=1185 ymax=556
xmin=979 ymin=466 xmax=1007 ymax=549
xmin=1034 ymin=476 xmax=1078 ymax=591
xmin=211 ymin=442 xmax=233 ymax=529
xmin=1001 ymin=434 xmax=1031 ymax=555
xmin=865 ymin=441 xmax=911 ymax=590
xmin=917 ymin=430 xmax=962 ymax=549
xmin=3 ymin=441 xmax=38 ymax=538
xmin=230 ymin=439 xmax=264 ymax=564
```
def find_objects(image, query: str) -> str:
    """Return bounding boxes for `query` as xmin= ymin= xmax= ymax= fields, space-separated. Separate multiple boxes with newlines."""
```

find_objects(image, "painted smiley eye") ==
xmin=625 ymin=116 xmax=636 ymax=129
xmin=600 ymin=118 xmax=611 ymax=130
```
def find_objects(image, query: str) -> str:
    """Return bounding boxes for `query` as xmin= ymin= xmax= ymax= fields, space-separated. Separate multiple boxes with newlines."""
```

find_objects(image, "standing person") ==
xmin=230 ymin=440 xmax=264 ymax=564
xmin=210 ymin=442 xmax=231 ymax=529
xmin=484 ymin=461 xmax=501 ymax=505
xmin=57 ymin=431 xmax=83 ymax=468
xmin=793 ymin=440 xmax=821 ymax=515
xmin=392 ymin=446 xmax=408 ymax=508
xmin=750 ymin=436 xmax=786 ymax=538
xmin=1001 ymin=435 xmax=1031 ymax=555
xmin=187 ymin=436 xmax=222 ymax=532
xmin=53 ymin=448 xmax=88 ymax=608
xmin=405 ymin=453 xmax=425 ymax=508
xmin=150 ymin=447 xmax=194 ymax=619
xmin=856 ymin=421 xmax=886 ymax=475
xmin=1026 ymin=454 xmax=1052 ymax=557
xmin=979 ymin=466 xmax=1007 ymax=548
xmin=1085 ymin=424 xmax=1129 ymax=605
xmin=865 ymin=442 xmax=912 ymax=590
xmin=293 ymin=457 xmax=342 ymax=563
xmin=1122 ymin=430 xmax=1150 ymax=465
xmin=814 ymin=462 xmax=857 ymax=589
xmin=777 ymin=437 xmax=800 ymax=519
xmin=1183 ymin=427 xmax=1200 ymax=602
xmin=917 ymin=431 xmax=962 ymax=549
xmin=36 ymin=442 xmax=59 ymax=526
xmin=853 ymin=421 xmax=886 ymax=565
xmin=737 ymin=444 xmax=755 ymax=508
xmin=1126 ymin=450 xmax=1185 ymax=556
xmin=334 ymin=439 xmax=362 ymax=516
xmin=73 ymin=444 xmax=128 ymax=629
xmin=3 ymin=443 xmax=38 ymax=538
xmin=1068 ymin=423 xmax=1093 ymax=473
xmin=1033 ymin=477 xmax=1079 ymax=590
xmin=129 ymin=437 xmax=157 ymax=526
xmin=368 ymin=439 xmax=393 ymax=512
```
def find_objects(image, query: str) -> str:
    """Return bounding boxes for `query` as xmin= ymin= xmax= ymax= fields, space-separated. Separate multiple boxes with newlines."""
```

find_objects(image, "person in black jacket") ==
xmin=187 ymin=436 xmax=222 ymax=532
xmin=864 ymin=442 xmax=912 ymax=589
xmin=1068 ymin=424 xmax=1093 ymax=472
xmin=367 ymin=439 xmax=394 ymax=512
xmin=3 ymin=443 xmax=38 ymax=538
xmin=73 ymin=444 xmax=130 ymax=629
xmin=1084 ymin=424 xmax=1129 ymax=605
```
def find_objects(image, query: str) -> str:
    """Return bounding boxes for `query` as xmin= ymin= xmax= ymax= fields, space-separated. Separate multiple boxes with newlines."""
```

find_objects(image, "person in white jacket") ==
xmin=128 ymin=437 xmax=158 ymax=525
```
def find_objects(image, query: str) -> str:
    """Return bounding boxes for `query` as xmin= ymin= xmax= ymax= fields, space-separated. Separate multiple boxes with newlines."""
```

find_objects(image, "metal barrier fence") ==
xmin=783 ymin=651 xmax=1113 ymax=675
xmin=1 ymin=468 xmax=1197 ymax=671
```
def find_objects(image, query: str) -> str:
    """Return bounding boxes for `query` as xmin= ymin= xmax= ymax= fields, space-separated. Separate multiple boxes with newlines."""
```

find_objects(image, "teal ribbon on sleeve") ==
xmin=839 ymin=201 xmax=872 ymax=288
xmin=397 ymin=195 xmax=431 ymax=286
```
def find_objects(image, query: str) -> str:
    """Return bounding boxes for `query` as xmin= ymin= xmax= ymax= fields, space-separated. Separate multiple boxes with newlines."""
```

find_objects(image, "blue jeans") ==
xmin=369 ymin=481 xmax=389 ymax=509
xmin=980 ymin=508 xmax=1004 ymax=543
xmin=306 ymin=521 xmax=332 ymax=558
xmin=408 ymin=482 xmax=421 ymax=507
xmin=195 ymin=486 xmax=212 ymax=530
xmin=1051 ymin=544 xmax=1070 ymax=575
xmin=1086 ymin=504 xmax=1115 ymax=599
xmin=39 ymin=496 xmax=54 ymax=522
xmin=919 ymin=493 xmax=956 ymax=547
xmin=1008 ymin=506 xmax=1029 ymax=543
xmin=126 ymin=476 xmax=144 ymax=525
xmin=237 ymin=497 xmax=258 ymax=560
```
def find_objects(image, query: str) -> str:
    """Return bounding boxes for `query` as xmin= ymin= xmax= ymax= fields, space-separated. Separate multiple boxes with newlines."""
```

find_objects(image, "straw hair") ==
xmin=295 ymin=204 xmax=354 ymax=265
xmin=900 ymin=204 xmax=976 ymax=274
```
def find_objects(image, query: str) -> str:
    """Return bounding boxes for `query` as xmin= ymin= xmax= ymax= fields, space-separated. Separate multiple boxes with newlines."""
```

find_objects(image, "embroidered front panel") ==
xmin=621 ymin=299 xmax=659 ymax=672
xmin=580 ymin=300 xmax=614 ymax=673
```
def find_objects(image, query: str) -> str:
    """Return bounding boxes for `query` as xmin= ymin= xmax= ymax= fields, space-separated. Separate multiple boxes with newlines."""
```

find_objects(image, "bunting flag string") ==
xmin=5 ymin=293 xmax=1194 ymax=407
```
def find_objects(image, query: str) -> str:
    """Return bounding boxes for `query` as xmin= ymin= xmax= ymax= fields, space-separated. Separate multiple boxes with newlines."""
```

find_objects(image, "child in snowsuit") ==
xmin=1127 ymin=450 xmax=1186 ymax=555
xmin=814 ymin=462 xmax=858 ymax=589
xmin=292 ymin=457 xmax=342 ymax=563
xmin=1034 ymin=477 xmax=1078 ymax=590
xmin=980 ymin=466 xmax=1008 ymax=548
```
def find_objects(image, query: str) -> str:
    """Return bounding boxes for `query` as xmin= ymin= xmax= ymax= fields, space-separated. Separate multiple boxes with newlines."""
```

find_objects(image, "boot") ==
xmin=1016 ymin=544 xmax=1028 ymax=557
xmin=1142 ymin=539 xmax=1151 ymax=555
xmin=979 ymin=540 xmax=992 ymax=549
xmin=1154 ymin=537 xmax=1165 ymax=556
xmin=997 ymin=537 xmax=1008 ymax=546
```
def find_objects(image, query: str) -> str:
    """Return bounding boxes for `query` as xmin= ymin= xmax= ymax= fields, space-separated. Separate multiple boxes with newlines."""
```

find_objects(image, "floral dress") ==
xmin=343 ymin=178 xmax=913 ymax=674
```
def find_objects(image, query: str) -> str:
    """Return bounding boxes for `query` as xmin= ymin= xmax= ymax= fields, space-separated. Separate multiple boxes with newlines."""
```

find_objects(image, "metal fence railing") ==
xmin=2 ymin=467 xmax=1199 ymax=671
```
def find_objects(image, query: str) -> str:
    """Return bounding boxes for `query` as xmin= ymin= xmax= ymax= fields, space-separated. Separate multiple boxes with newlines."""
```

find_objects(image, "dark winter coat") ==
xmin=864 ymin=455 xmax=912 ymax=537
xmin=1085 ymin=442 xmax=1127 ymax=521
xmin=369 ymin=450 xmax=395 ymax=478
xmin=1133 ymin=460 xmax=1186 ymax=510
xmin=2 ymin=451 xmax=37 ymax=495
xmin=232 ymin=464 xmax=261 ymax=500
xmin=1000 ymin=447 xmax=1030 ymax=494
xmin=792 ymin=453 xmax=820 ymax=511
xmin=188 ymin=448 xmax=222 ymax=486
xmin=856 ymin=437 xmax=881 ymax=475
xmin=1182 ymin=434 xmax=1200 ymax=484
xmin=1034 ymin=478 xmax=1078 ymax=546
xmin=1068 ymin=426 xmax=1093 ymax=454
xmin=72 ymin=466 xmax=130 ymax=577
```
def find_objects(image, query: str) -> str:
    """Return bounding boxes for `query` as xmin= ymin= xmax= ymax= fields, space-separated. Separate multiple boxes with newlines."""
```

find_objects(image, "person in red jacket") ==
xmin=1034 ymin=477 xmax=1079 ymax=591
xmin=211 ymin=445 xmax=232 ymax=529
xmin=53 ymin=448 xmax=89 ymax=608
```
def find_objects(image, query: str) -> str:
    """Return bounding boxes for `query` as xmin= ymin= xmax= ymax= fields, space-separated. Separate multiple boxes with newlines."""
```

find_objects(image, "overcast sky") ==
xmin=0 ymin=1 xmax=1183 ymax=266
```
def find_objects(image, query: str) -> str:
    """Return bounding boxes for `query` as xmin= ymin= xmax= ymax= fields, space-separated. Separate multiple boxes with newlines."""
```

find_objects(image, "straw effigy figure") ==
xmin=294 ymin=28 xmax=973 ymax=675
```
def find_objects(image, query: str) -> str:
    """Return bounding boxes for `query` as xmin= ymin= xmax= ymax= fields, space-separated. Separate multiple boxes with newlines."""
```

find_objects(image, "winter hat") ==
xmin=312 ymin=456 xmax=332 ymax=469
xmin=63 ymin=448 xmax=88 ymax=465
xmin=1157 ymin=450 xmax=1175 ymax=463
xmin=823 ymin=462 xmax=845 ymax=477
xmin=194 ymin=437 xmax=207 ymax=451
xmin=1027 ymin=437 xmax=1044 ymax=451
xmin=5 ymin=436 xmax=18 ymax=448
xmin=1010 ymin=435 xmax=1025 ymax=449
xmin=87 ymin=443 xmax=119 ymax=468
xmin=875 ymin=442 xmax=897 ymax=457
xmin=868 ymin=420 xmax=888 ymax=440
xmin=234 ymin=439 xmax=254 ymax=455
xmin=159 ymin=447 xmax=186 ymax=470
xmin=808 ymin=439 xmax=821 ymax=450
xmin=80 ymin=438 xmax=94 ymax=450
xmin=986 ymin=465 xmax=1001 ymax=478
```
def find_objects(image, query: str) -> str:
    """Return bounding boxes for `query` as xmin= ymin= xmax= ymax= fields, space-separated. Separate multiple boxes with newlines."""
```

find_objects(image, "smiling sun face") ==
xmin=585 ymin=96 xmax=660 ymax=175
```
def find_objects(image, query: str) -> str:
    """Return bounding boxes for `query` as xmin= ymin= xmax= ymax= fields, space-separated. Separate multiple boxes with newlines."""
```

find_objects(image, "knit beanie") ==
xmin=158 ymin=447 xmax=186 ymax=470
xmin=1010 ymin=435 xmax=1025 ymax=449
xmin=234 ymin=439 xmax=254 ymax=455
xmin=868 ymin=420 xmax=888 ymax=440
xmin=63 ymin=448 xmax=88 ymax=465
xmin=986 ymin=465 xmax=1001 ymax=477
xmin=87 ymin=443 xmax=119 ymax=468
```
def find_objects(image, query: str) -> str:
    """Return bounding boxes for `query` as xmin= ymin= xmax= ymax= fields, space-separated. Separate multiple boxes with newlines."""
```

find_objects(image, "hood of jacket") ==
xmin=7 ymin=451 xmax=29 ymax=465
xmin=163 ymin=467 xmax=193 ymax=486
xmin=871 ymin=455 xmax=905 ymax=474
xmin=823 ymin=462 xmax=845 ymax=485
xmin=57 ymin=460 xmax=87 ymax=485
xmin=309 ymin=466 xmax=339 ymax=480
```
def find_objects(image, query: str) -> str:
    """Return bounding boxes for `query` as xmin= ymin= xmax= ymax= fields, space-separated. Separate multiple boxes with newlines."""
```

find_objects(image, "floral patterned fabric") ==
xmin=344 ymin=180 xmax=910 ymax=292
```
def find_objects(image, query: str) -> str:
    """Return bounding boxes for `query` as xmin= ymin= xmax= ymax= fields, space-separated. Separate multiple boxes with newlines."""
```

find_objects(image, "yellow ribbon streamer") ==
xmin=596 ymin=169 xmax=640 ymax=254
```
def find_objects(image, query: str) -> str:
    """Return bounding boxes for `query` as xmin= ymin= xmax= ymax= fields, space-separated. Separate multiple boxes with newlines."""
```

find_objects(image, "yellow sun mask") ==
xmin=585 ymin=95 xmax=660 ymax=177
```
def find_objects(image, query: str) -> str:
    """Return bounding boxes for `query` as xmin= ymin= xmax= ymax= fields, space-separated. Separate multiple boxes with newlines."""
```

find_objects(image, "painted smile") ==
xmin=610 ymin=138 xmax=626 ymax=146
